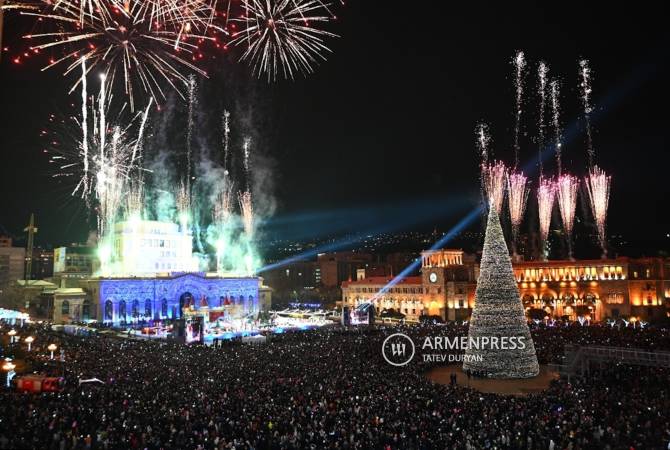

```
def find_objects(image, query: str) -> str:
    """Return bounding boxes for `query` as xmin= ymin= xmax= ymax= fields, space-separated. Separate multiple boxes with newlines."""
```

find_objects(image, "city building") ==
xmin=341 ymin=249 xmax=670 ymax=322
xmin=30 ymin=247 xmax=54 ymax=279
xmin=341 ymin=249 xmax=477 ymax=322
xmin=0 ymin=236 xmax=25 ymax=287
xmin=317 ymin=251 xmax=375 ymax=288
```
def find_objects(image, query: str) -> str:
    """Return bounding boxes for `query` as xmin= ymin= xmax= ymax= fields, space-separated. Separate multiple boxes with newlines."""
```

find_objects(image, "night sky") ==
xmin=1 ymin=2 xmax=668 ymax=252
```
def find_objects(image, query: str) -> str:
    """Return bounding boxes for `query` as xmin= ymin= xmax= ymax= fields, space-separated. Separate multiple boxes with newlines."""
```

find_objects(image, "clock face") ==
xmin=429 ymin=272 xmax=438 ymax=283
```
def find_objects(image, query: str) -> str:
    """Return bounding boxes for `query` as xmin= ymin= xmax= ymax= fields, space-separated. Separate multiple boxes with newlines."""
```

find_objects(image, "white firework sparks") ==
xmin=176 ymin=179 xmax=191 ymax=231
xmin=537 ymin=61 xmax=549 ymax=175
xmin=550 ymin=79 xmax=562 ymax=175
xmin=556 ymin=173 xmax=579 ymax=256
xmin=579 ymin=59 xmax=595 ymax=168
xmin=231 ymin=0 xmax=338 ymax=81
xmin=512 ymin=50 xmax=526 ymax=168
xmin=483 ymin=161 xmax=507 ymax=215
xmin=125 ymin=179 xmax=144 ymax=219
xmin=585 ymin=166 xmax=611 ymax=257
xmin=537 ymin=176 xmax=556 ymax=260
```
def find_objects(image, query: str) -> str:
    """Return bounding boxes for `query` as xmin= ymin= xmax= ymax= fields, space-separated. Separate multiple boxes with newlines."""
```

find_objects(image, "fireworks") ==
xmin=16 ymin=0 xmax=210 ymax=110
xmin=537 ymin=61 xmax=549 ymax=175
xmin=50 ymin=58 xmax=152 ymax=238
xmin=507 ymin=171 xmax=529 ymax=252
xmin=483 ymin=161 xmax=507 ymax=214
xmin=585 ymin=166 xmax=611 ymax=257
xmin=556 ymin=173 xmax=579 ymax=257
xmin=512 ymin=50 xmax=526 ymax=168
xmin=126 ymin=180 xmax=144 ymax=219
xmin=550 ymin=79 xmax=562 ymax=175
xmin=176 ymin=179 xmax=191 ymax=232
xmin=230 ymin=0 xmax=338 ymax=81
xmin=537 ymin=176 xmax=556 ymax=260
xmin=186 ymin=75 xmax=197 ymax=190
xmin=222 ymin=109 xmax=231 ymax=173
xmin=238 ymin=190 xmax=254 ymax=239
xmin=579 ymin=59 xmax=595 ymax=168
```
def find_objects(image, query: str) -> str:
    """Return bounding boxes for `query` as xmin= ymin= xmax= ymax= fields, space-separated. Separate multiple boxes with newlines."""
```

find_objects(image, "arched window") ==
xmin=119 ymin=300 xmax=127 ymax=323
xmin=105 ymin=300 xmax=113 ymax=321
xmin=161 ymin=299 xmax=168 ymax=318
xmin=248 ymin=295 xmax=254 ymax=309
xmin=239 ymin=295 xmax=244 ymax=306
xmin=61 ymin=300 xmax=70 ymax=315
xmin=132 ymin=300 xmax=140 ymax=318
xmin=145 ymin=299 xmax=152 ymax=318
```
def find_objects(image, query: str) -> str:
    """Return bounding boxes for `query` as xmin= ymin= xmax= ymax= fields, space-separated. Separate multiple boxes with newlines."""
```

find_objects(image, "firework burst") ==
xmin=483 ymin=161 xmax=507 ymax=215
xmin=230 ymin=0 xmax=338 ymax=81
xmin=125 ymin=179 xmax=144 ymax=219
xmin=176 ymin=179 xmax=191 ymax=231
xmin=507 ymin=171 xmax=529 ymax=253
xmin=585 ymin=166 xmax=611 ymax=257
xmin=537 ymin=176 xmax=556 ymax=260
xmin=556 ymin=173 xmax=579 ymax=258
xmin=14 ymin=0 xmax=211 ymax=110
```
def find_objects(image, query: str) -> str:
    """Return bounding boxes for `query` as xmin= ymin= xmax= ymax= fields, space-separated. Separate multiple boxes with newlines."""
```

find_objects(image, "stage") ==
xmin=426 ymin=365 xmax=559 ymax=395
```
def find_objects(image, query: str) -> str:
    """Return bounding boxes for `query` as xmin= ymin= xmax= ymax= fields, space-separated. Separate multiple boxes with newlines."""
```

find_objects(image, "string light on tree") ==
xmin=463 ymin=206 xmax=540 ymax=379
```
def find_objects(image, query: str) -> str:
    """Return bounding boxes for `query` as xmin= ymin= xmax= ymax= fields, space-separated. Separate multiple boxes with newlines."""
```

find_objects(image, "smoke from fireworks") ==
xmin=483 ymin=161 xmax=507 ymax=214
xmin=537 ymin=61 xmax=549 ymax=175
xmin=556 ymin=173 xmax=579 ymax=258
xmin=176 ymin=179 xmax=191 ymax=231
xmin=238 ymin=190 xmax=254 ymax=238
xmin=537 ymin=176 xmax=556 ymax=260
xmin=512 ymin=51 xmax=525 ymax=168
xmin=507 ymin=171 xmax=529 ymax=253
xmin=126 ymin=180 xmax=144 ymax=219
xmin=230 ymin=0 xmax=338 ymax=81
xmin=585 ymin=166 xmax=611 ymax=257
xmin=579 ymin=59 xmax=595 ymax=168
xmin=550 ymin=79 xmax=563 ymax=175
xmin=13 ymin=0 xmax=211 ymax=110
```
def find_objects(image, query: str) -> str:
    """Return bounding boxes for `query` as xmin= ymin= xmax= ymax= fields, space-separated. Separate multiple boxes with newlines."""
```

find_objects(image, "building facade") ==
xmin=0 ymin=237 xmax=25 ymax=287
xmin=341 ymin=250 xmax=670 ymax=322
xmin=49 ymin=273 xmax=271 ymax=325
xmin=341 ymin=249 xmax=477 ymax=322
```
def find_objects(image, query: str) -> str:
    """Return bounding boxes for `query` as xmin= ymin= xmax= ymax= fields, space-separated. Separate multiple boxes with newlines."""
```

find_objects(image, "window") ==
xmin=61 ymin=299 xmax=70 ymax=315
xmin=132 ymin=300 xmax=140 ymax=318
xmin=145 ymin=299 xmax=152 ymax=318
xmin=161 ymin=299 xmax=168 ymax=318
xmin=105 ymin=300 xmax=113 ymax=321
xmin=119 ymin=300 xmax=127 ymax=322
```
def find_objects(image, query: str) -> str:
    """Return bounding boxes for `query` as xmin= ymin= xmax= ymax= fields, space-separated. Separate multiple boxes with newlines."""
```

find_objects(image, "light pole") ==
xmin=7 ymin=329 xmax=17 ymax=344
xmin=47 ymin=343 xmax=57 ymax=360
xmin=24 ymin=336 xmax=34 ymax=351
xmin=2 ymin=361 xmax=16 ymax=388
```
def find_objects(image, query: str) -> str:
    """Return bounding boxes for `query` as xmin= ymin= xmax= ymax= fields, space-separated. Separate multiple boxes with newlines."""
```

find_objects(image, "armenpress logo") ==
xmin=382 ymin=333 xmax=415 ymax=366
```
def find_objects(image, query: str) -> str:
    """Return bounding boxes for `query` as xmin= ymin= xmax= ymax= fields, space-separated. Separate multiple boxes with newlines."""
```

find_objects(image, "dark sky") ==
xmin=1 ymin=1 xmax=669 ymax=250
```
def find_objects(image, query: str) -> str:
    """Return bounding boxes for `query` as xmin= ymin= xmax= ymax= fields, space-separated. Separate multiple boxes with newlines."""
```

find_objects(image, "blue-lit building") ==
xmin=51 ymin=273 xmax=271 ymax=325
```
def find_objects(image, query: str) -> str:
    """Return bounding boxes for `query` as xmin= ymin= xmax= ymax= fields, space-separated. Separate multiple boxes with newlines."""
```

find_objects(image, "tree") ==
xmin=463 ymin=207 xmax=539 ymax=378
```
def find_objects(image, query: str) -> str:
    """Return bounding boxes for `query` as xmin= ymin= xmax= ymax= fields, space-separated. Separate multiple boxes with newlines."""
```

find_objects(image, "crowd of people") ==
xmin=0 ymin=321 xmax=669 ymax=449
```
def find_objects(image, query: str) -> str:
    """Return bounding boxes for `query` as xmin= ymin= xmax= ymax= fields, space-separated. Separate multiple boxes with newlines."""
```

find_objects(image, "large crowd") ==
xmin=1 ymin=321 xmax=669 ymax=449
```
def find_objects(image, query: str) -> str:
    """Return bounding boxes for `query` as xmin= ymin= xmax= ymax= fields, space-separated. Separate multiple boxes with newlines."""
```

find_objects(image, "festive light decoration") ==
xmin=550 ymin=79 xmax=562 ymax=175
xmin=482 ymin=161 xmax=507 ymax=214
xmin=579 ymin=59 xmax=595 ymax=169
xmin=463 ymin=206 xmax=539 ymax=378
xmin=585 ymin=166 xmax=611 ymax=257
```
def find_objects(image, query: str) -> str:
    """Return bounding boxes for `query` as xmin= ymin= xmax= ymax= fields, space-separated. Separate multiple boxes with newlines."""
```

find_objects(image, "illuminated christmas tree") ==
xmin=463 ymin=206 xmax=539 ymax=378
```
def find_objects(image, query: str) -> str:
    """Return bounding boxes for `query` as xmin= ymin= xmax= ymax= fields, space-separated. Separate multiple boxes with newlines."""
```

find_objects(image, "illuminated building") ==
xmin=515 ymin=257 xmax=669 ymax=321
xmin=0 ymin=236 xmax=25 ymax=287
xmin=47 ymin=219 xmax=272 ymax=325
xmin=341 ymin=249 xmax=477 ymax=321
xmin=341 ymin=250 xmax=669 ymax=322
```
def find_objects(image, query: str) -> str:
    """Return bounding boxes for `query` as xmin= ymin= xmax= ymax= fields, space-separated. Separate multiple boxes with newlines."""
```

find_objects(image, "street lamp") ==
xmin=7 ymin=329 xmax=17 ymax=344
xmin=24 ymin=336 xmax=34 ymax=352
xmin=47 ymin=343 xmax=57 ymax=360
xmin=2 ymin=361 xmax=16 ymax=388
